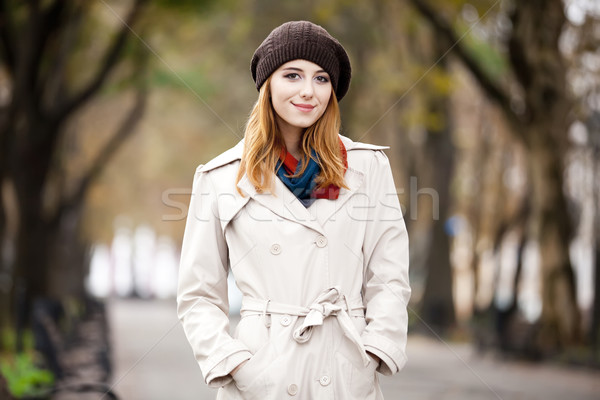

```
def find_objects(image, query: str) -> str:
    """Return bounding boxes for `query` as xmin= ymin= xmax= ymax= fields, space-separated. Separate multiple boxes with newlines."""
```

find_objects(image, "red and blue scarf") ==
xmin=275 ymin=137 xmax=348 ymax=207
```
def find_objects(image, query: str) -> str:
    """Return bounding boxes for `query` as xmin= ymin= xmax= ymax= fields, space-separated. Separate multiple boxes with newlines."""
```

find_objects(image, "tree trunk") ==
xmin=0 ymin=178 xmax=8 ymax=342
xmin=421 ymin=202 xmax=456 ymax=332
xmin=592 ymin=245 xmax=600 ymax=360
xmin=9 ymin=111 xmax=62 ymax=348
xmin=419 ymin=38 xmax=456 ymax=333
xmin=526 ymin=135 xmax=579 ymax=349
xmin=409 ymin=0 xmax=580 ymax=353
xmin=47 ymin=203 xmax=88 ymax=299
xmin=497 ymin=229 xmax=529 ymax=354
xmin=0 ymin=1 xmax=146 ymax=346
xmin=509 ymin=0 xmax=581 ymax=349
xmin=592 ymin=116 xmax=600 ymax=361
xmin=12 ymin=167 xmax=54 ymax=350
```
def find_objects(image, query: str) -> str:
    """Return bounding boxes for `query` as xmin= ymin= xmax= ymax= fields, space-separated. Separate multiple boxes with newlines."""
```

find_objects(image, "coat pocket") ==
xmin=232 ymin=340 xmax=279 ymax=398
xmin=335 ymin=350 xmax=378 ymax=399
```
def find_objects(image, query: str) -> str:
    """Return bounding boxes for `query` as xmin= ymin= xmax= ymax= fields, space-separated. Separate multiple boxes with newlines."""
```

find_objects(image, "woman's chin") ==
xmin=286 ymin=118 xmax=319 ymax=130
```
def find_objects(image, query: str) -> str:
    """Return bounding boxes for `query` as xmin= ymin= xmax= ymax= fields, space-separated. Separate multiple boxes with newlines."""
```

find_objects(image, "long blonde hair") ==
xmin=235 ymin=76 xmax=349 ymax=195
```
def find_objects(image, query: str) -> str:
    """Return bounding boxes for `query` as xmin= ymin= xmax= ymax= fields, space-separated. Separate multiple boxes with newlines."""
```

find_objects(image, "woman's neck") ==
xmin=278 ymin=121 xmax=304 ymax=160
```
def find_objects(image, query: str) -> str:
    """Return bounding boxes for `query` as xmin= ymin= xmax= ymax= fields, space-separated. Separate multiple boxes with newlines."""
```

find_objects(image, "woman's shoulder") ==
xmin=194 ymin=139 xmax=244 ymax=176
xmin=339 ymin=134 xmax=390 ymax=153
xmin=340 ymin=134 xmax=391 ymax=174
xmin=189 ymin=140 xmax=243 ymax=197
xmin=191 ymin=135 xmax=392 ymax=178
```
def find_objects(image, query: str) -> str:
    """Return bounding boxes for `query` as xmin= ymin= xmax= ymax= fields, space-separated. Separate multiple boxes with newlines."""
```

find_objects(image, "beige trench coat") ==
xmin=177 ymin=134 xmax=411 ymax=400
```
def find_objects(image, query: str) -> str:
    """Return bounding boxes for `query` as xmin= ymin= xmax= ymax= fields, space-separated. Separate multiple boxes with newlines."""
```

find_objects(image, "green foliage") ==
xmin=0 ymin=353 xmax=54 ymax=398
xmin=1 ymin=329 xmax=33 ymax=354
xmin=150 ymin=68 xmax=215 ymax=96
xmin=456 ymin=20 xmax=509 ymax=80
xmin=1 ymin=329 xmax=54 ymax=398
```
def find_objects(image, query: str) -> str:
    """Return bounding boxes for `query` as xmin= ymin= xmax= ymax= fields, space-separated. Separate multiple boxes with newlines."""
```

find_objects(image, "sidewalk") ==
xmin=107 ymin=298 xmax=213 ymax=400
xmin=390 ymin=335 xmax=599 ymax=399
xmin=107 ymin=298 xmax=600 ymax=400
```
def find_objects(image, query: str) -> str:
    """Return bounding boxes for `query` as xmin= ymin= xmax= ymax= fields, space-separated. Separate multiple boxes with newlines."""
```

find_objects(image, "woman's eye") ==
xmin=284 ymin=73 xmax=300 ymax=79
xmin=316 ymin=76 xmax=330 ymax=83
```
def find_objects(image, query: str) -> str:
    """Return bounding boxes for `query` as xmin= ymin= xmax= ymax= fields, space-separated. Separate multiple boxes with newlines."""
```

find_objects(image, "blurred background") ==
xmin=0 ymin=0 xmax=599 ymax=399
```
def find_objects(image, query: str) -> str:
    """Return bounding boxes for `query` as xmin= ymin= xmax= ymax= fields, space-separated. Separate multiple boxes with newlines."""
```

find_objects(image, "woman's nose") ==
xmin=300 ymin=80 xmax=314 ymax=99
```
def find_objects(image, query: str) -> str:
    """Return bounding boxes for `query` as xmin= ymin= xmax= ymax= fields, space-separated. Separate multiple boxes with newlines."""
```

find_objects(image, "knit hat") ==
xmin=251 ymin=21 xmax=352 ymax=101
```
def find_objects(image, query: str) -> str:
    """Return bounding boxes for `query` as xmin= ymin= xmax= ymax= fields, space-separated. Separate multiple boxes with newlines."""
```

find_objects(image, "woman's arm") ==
xmin=177 ymin=166 xmax=252 ymax=387
xmin=360 ymin=150 xmax=411 ymax=376
xmin=230 ymin=358 xmax=248 ymax=376
xmin=366 ymin=351 xmax=382 ymax=365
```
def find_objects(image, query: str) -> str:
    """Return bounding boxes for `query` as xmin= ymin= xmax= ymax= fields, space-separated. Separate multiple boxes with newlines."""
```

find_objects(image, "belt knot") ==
xmin=291 ymin=286 xmax=371 ymax=367
xmin=308 ymin=302 xmax=339 ymax=317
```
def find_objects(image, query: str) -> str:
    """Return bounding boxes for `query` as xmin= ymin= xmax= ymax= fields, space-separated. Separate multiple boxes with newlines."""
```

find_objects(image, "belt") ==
xmin=240 ymin=286 xmax=371 ymax=367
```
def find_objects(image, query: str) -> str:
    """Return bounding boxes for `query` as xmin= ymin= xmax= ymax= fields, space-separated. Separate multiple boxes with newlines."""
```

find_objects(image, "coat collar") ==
xmin=199 ymin=134 xmax=389 ymax=173
xmin=202 ymin=135 xmax=389 ymax=235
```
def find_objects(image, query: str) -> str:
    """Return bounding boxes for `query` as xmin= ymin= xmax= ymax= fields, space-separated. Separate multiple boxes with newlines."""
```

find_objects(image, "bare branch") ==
xmin=59 ymin=33 xmax=150 ymax=219
xmin=31 ymin=0 xmax=69 ymax=116
xmin=12 ymin=0 xmax=42 ymax=105
xmin=58 ymin=85 xmax=147 ymax=218
xmin=6 ymin=1 xmax=65 ymax=126
xmin=408 ymin=0 xmax=524 ymax=135
xmin=42 ymin=3 xmax=86 ymax=111
xmin=0 ymin=0 xmax=17 ymax=72
xmin=52 ymin=0 xmax=146 ymax=124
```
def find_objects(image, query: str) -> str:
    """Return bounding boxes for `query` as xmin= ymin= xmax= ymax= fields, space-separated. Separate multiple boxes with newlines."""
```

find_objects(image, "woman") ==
xmin=177 ymin=21 xmax=410 ymax=400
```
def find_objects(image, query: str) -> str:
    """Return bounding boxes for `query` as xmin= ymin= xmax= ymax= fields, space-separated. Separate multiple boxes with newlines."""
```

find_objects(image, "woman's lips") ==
xmin=293 ymin=103 xmax=315 ymax=112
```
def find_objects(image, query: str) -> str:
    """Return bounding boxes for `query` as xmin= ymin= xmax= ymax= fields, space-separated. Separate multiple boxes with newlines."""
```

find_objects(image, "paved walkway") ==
xmin=107 ymin=299 xmax=600 ymax=400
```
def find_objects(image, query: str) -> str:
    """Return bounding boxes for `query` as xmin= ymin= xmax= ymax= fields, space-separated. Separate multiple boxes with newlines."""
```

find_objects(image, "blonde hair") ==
xmin=235 ymin=76 xmax=349 ymax=196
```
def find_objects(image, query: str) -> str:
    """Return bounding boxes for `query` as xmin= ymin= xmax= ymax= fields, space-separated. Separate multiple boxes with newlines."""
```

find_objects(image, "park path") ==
xmin=107 ymin=298 xmax=600 ymax=400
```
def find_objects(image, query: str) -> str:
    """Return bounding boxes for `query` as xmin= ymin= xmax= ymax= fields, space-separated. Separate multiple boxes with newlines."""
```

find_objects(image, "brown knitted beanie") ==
xmin=251 ymin=21 xmax=352 ymax=101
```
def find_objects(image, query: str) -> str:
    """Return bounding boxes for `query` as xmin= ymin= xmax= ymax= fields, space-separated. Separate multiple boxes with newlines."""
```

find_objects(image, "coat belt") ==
xmin=239 ymin=286 xmax=371 ymax=367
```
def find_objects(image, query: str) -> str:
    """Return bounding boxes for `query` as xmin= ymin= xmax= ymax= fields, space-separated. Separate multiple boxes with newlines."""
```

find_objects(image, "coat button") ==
xmin=319 ymin=375 xmax=330 ymax=386
xmin=287 ymin=383 xmax=298 ymax=395
xmin=280 ymin=315 xmax=291 ymax=326
xmin=315 ymin=236 xmax=328 ymax=248
xmin=270 ymin=243 xmax=281 ymax=255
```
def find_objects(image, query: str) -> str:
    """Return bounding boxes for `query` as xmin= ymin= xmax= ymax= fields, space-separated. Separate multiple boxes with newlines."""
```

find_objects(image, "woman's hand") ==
xmin=231 ymin=359 xmax=249 ymax=377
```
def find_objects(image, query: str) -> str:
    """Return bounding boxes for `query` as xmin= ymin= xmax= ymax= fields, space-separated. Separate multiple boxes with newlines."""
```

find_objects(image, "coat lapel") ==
xmin=312 ymin=166 xmax=364 ymax=228
xmin=231 ymin=134 xmax=388 ymax=235
xmin=237 ymin=172 xmax=326 ymax=236
xmin=310 ymin=135 xmax=388 ymax=227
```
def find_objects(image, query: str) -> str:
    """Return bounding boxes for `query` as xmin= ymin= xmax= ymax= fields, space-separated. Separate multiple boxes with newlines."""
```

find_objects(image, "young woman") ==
xmin=177 ymin=21 xmax=411 ymax=400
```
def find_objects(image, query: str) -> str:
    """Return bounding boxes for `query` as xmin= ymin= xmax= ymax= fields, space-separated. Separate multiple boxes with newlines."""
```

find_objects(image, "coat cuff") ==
xmin=203 ymin=341 xmax=253 ymax=388
xmin=361 ymin=333 xmax=407 ymax=376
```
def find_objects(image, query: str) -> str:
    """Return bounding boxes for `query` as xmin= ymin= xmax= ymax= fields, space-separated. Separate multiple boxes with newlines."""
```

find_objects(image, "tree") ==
xmin=409 ymin=0 xmax=580 ymax=352
xmin=410 ymin=29 xmax=457 ymax=334
xmin=0 ymin=0 xmax=148 ymax=349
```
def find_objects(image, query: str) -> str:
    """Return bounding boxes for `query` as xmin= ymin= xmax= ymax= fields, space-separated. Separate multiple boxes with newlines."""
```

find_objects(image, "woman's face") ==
xmin=269 ymin=59 xmax=332 ymax=135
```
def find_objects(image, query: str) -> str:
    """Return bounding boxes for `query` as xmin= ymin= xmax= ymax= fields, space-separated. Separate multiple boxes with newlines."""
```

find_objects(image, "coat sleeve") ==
xmin=177 ymin=166 xmax=252 ymax=388
xmin=360 ymin=150 xmax=411 ymax=376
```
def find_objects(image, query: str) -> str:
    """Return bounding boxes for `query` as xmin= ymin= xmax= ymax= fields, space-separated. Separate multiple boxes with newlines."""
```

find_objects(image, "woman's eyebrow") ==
xmin=282 ymin=67 xmax=328 ymax=74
